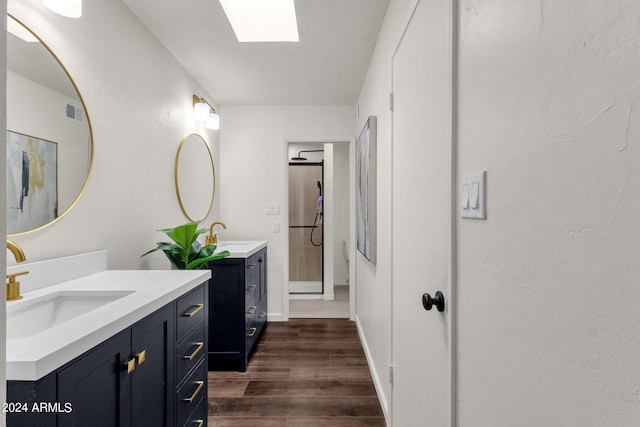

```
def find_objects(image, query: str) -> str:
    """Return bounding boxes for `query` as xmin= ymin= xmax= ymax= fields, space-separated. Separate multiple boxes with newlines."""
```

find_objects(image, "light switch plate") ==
xmin=265 ymin=204 xmax=280 ymax=215
xmin=272 ymin=221 xmax=280 ymax=233
xmin=461 ymin=171 xmax=486 ymax=219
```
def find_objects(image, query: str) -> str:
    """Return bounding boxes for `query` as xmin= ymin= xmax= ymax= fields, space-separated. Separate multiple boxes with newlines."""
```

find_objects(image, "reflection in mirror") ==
xmin=6 ymin=15 xmax=93 ymax=236
xmin=174 ymin=133 xmax=215 ymax=222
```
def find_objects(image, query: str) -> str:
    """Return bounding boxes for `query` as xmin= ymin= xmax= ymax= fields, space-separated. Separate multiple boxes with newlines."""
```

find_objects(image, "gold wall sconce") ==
xmin=193 ymin=95 xmax=220 ymax=130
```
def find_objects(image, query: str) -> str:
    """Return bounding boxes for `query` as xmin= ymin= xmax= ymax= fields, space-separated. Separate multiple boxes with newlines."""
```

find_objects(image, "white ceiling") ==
xmin=122 ymin=0 xmax=389 ymax=106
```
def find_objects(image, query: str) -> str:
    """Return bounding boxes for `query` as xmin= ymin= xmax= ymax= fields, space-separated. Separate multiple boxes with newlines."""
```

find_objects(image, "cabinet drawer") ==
xmin=182 ymin=396 xmax=206 ymax=427
xmin=255 ymin=298 xmax=267 ymax=330
xmin=177 ymin=285 xmax=206 ymax=339
xmin=246 ymin=276 xmax=258 ymax=297
xmin=176 ymin=322 xmax=205 ymax=381
xmin=245 ymin=254 xmax=259 ymax=281
xmin=176 ymin=360 xmax=207 ymax=427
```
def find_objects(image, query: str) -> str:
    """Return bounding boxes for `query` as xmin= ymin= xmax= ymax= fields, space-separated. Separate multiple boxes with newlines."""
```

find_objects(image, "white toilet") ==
xmin=342 ymin=239 xmax=350 ymax=262
xmin=342 ymin=239 xmax=350 ymax=284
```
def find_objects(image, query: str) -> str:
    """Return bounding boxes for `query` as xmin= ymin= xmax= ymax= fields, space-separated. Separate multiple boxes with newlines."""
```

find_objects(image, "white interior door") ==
xmin=391 ymin=0 xmax=455 ymax=425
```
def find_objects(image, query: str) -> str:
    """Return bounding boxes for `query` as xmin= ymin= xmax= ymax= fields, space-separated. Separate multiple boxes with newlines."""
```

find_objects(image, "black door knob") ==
xmin=422 ymin=291 xmax=445 ymax=312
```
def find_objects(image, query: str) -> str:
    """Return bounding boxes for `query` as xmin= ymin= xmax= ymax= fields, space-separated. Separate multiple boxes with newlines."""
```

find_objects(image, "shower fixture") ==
xmin=290 ymin=149 xmax=324 ymax=161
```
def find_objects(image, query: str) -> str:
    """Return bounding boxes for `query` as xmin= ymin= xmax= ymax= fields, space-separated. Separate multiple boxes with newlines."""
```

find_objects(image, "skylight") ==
xmin=219 ymin=0 xmax=299 ymax=43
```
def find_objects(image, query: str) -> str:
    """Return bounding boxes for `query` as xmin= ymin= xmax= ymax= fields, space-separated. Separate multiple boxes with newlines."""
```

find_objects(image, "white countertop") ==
xmin=215 ymin=240 xmax=268 ymax=258
xmin=6 ymin=266 xmax=210 ymax=381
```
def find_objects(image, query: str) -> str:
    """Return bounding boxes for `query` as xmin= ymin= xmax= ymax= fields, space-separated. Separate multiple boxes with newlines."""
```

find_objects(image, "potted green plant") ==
xmin=142 ymin=221 xmax=229 ymax=270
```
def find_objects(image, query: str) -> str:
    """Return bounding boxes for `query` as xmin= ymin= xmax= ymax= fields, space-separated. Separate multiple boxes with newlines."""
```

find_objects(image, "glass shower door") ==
xmin=288 ymin=163 xmax=323 ymax=294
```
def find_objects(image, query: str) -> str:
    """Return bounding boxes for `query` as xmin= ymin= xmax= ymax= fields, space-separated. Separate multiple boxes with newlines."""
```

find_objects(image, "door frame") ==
xmin=389 ymin=0 xmax=458 ymax=424
xmin=281 ymin=137 xmax=356 ymax=321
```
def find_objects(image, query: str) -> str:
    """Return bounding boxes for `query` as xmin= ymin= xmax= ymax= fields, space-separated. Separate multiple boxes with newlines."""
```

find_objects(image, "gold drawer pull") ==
xmin=247 ymin=327 xmax=257 ymax=337
xmin=124 ymin=358 xmax=136 ymax=374
xmin=258 ymin=257 xmax=264 ymax=263
xmin=247 ymin=285 xmax=257 ymax=292
xmin=247 ymin=306 xmax=257 ymax=315
xmin=195 ymin=421 xmax=204 ymax=427
xmin=183 ymin=342 xmax=204 ymax=360
xmin=258 ymin=311 xmax=266 ymax=319
xmin=136 ymin=350 xmax=146 ymax=366
xmin=184 ymin=303 xmax=203 ymax=317
xmin=247 ymin=263 xmax=257 ymax=270
xmin=183 ymin=381 xmax=204 ymax=403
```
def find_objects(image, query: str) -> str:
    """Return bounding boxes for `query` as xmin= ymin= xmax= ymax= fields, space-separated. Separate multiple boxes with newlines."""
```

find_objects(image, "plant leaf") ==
xmin=186 ymin=250 xmax=230 ymax=270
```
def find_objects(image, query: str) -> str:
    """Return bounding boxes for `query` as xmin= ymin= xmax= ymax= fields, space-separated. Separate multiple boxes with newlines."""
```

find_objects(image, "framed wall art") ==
xmin=356 ymin=116 xmax=377 ymax=264
xmin=6 ymin=131 xmax=58 ymax=234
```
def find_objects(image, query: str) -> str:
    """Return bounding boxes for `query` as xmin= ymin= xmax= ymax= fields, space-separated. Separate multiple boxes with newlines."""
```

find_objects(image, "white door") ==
xmin=391 ymin=0 xmax=455 ymax=425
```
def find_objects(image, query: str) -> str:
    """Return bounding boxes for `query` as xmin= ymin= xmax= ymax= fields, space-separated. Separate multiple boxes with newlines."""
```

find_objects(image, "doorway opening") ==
xmin=286 ymin=142 xmax=351 ymax=318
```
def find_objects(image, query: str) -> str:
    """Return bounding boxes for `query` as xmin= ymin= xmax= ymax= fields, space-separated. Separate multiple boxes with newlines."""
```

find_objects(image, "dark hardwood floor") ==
xmin=208 ymin=319 xmax=386 ymax=426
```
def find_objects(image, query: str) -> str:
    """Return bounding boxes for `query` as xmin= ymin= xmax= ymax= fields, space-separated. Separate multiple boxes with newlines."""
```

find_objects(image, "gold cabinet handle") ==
xmin=258 ymin=311 xmax=266 ymax=319
xmin=183 ymin=342 xmax=204 ymax=360
xmin=247 ymin=327 xmax=257 ymax=337
xmin=184 ymin=303 xmax=204 ymax=317
xmin=136 ymin=350 xmax=146 ymax=366
xmin=247 ymin=285 xmax=257 ymax=292
xmin=183 ymin=381 xmax=204 ymax=403
xmin=247 ymin=305 xmax=257 ymax=315
xmin=195 ymin=420 xmax=204 ymax=427
xmin=247 ymin=263 xmax=257 ymax=270
xmin=124 ymin=358 xmax=136 ymax=374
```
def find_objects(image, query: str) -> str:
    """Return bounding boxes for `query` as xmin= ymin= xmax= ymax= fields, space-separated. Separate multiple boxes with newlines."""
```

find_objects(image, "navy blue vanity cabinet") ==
xmin=175 ymin=284 xmax=208 ymax=427
xmin=57 ymin=329 xmax=135 ymax=427
xmin=208 ymin=247 xmax=267 ymax=372
xmin=6 ymin=281 xmax=208 ymax=427
xmin=57 ymin=303 xmax=175 ymax=427
xmin=131 ymin=304 xmax=176 ymax=427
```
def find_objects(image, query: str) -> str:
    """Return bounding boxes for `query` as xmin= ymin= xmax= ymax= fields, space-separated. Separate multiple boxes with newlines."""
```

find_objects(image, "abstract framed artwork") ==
xmin=356 ymin=116 xmax=377 ymax=264
xmin=6 ymin=131 xmax=58 ymax=234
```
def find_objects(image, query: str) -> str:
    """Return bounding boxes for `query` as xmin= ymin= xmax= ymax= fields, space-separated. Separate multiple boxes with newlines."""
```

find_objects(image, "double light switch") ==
xmin=461 ymin=171 xmax=486 ymax=219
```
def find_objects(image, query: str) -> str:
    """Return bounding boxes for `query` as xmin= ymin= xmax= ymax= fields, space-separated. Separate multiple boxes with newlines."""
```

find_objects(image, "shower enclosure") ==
xmin=288 ymin=162 xmax=323 ymax=294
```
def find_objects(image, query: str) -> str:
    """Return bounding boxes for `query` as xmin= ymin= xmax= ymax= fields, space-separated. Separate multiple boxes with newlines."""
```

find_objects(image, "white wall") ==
xmin=354 ymin=0 xmax=412 ymax=419
xmin=6 ymin=0 xmax=221 ymax=269
xmin=0 ymin=1 xmax=8 ymax=424
xmin=458 ymin=0 xmax=640 ymax=425
xmin=359 ymin=0 xmax=640 ymax=425
xmin=219 ymin=105 xmax=354 ymax=319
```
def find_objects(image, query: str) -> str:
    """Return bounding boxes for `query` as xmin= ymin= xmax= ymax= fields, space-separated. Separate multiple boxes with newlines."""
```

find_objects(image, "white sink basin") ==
xmin=214 ymin=240 xmax=267 ymax=258
xmin=7 ymin=290 xmax=134 ymax=339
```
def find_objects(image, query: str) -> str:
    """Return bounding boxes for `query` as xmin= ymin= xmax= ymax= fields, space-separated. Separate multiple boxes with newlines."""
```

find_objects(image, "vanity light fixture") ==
xmin=42 ymin=0 xmax=82 ymax=18
xmin=193 ymin=95 xmax=220 ymax=130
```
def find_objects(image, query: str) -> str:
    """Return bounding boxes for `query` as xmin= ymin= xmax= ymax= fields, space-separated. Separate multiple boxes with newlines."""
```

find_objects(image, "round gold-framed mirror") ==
xmin=7 ymin=14 xmax=94 ymax=236
xmin=174 ymin=133 xmax=215 ymax=222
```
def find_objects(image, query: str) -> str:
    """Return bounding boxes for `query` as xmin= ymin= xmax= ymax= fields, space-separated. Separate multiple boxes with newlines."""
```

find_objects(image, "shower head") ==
xmin=290 ymin=149 xmax=324 ymax=161
xmin=291 ymin=151 xmax=307 ymax=161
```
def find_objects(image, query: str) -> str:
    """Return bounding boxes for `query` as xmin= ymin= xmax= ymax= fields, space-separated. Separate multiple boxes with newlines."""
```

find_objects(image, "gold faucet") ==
xmin=205 ymin=221 xmax=227 ymax=246
xmin=6 ymin=240 xmax=28 ymax=301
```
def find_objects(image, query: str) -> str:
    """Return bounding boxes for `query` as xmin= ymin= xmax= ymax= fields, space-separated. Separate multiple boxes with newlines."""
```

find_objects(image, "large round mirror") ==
xmin=6 ymin=15 xmax=93 ymax=236
xmin=174 ymin=133 xmax=215 ymax=222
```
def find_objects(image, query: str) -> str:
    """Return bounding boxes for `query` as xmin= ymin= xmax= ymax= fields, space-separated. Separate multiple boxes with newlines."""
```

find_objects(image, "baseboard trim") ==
xmin=355 ymin=314 xmax=390 ymax=424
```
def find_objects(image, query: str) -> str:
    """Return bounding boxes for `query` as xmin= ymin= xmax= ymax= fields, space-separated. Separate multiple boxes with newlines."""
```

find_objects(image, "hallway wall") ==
xmin=218 ymin=105 xmax=354 ymax=319
xmin=457 ymin=1 xmax=640 ymax=425
xmin=354 ymin=0 xmax=414 ymax=419
xmin=358 ymin=0 xmax=640 ymax=425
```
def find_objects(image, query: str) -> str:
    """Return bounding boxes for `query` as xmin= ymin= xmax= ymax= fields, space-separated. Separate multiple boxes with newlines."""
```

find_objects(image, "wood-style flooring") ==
xmin=208 ymin=319 xmax=386 ymax=426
